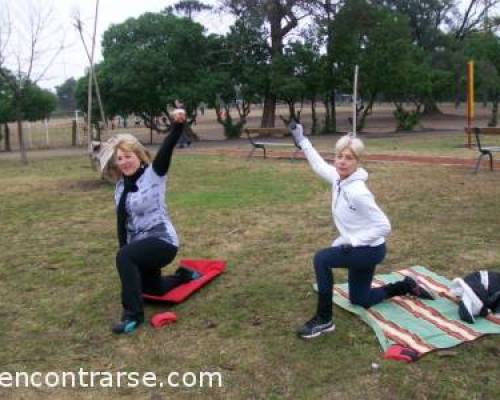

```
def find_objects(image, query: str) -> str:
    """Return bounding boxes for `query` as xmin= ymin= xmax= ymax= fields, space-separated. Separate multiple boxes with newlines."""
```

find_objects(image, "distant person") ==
xmin=110 ymin=108 xmax=198 ymax=334
xmin=289 ymin=122 xmax=435 ymax=339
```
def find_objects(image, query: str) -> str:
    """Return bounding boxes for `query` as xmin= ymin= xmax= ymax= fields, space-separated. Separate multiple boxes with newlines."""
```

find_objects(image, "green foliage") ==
xmin=393 ymin=107 xmax=419 ymax=131
xmin=371 ymin=0 xmax=454 ymax=51
xmin=464 ymin=32 xmax=500 ymax=126
xmin=97 ymin=13 xmax=209 ymax=120
xmin=0 ymin=70 xmax=15 ymax=124
xmin=0 ymin=68 xmax=57 ymax=122
xmin=21 ymin=84 xmax=58 ymax=121
xmin=204 ymin=20 xmax=268 ymax=137
xmin=172 ymin=0 xmax=212 ymax=19
xmin=55 ymin=78 xmax=77 ymax=111
xmin=274 ymin=41 xmax=322 ymax=118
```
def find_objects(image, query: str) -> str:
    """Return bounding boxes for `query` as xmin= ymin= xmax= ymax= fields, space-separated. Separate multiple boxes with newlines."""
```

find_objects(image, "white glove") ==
xmin=288 ymin=121 xmax=305 ymax=146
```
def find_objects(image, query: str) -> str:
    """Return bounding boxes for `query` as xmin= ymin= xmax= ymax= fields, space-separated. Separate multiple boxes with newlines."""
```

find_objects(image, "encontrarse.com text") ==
xmin=0 ymin=369 xmax=223 ymax=389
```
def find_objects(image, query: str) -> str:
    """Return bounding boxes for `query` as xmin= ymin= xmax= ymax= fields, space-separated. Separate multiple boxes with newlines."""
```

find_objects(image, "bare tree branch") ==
xmin=455 ymin=0 xmax=500 ymax=39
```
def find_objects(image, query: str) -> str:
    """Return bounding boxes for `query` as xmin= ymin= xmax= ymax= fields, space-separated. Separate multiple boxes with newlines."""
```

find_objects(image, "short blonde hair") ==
xmin=109 ymin=134 xmax=152 ymax=179
xmin=335 ymin=135 xmax=365 ymax=160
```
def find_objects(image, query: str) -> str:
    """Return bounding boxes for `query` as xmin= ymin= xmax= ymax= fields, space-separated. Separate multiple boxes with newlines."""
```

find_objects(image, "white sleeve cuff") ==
xmin=298 ymin=138 xmax=312 ymax=150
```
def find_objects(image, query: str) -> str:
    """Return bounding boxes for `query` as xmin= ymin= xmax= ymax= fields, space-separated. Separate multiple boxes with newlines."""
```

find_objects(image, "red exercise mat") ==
xmin=143 ymin=259 xmax=226 ymax=303
xmin=151 ymin=311 xmax=177 ymax=328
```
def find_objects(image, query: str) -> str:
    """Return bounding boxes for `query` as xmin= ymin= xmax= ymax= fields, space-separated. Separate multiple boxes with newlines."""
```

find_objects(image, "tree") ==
xmin=84 ymin=13 xmax=210 ymax=143
xmin=164 ymin=1 xmax=213 ymax=19
xmin=55 ymin=77 xmax=77 ymax=111
xmin=222 ymin=0 xmax=308 ymax=127
xmin=274 ymin=41 xmax=323 ymax=133
xmin=310 ymin=0 xmax=344 ymax=134
xmin=0 ymin=0 xmax=64 ymax=163
xmin=465 ymin=32 xmax=500 ymax=126
xmin=21 ymin=84 xmax=57 ymax=121
xmin=202 ymin=22 xmax=266 ymax=138
xmin=332 ymin=1 xmax=428 ymax=131
xmin=0 ymin=67 xmax=57 ymax=148
xmin=0 ymin=68 xmax=15 ymax=151
xmin=371 ymin=0 xmax=499 ymax=114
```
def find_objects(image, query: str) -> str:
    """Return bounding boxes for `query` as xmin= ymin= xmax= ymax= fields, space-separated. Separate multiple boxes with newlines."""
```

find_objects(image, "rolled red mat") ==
xmin=150 ymin=312 xmax=177 ymax=328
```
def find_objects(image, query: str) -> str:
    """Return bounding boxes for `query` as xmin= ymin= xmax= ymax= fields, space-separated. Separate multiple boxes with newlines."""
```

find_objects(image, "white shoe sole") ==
xmin=299 ymin=324 xmax=336 ymax=339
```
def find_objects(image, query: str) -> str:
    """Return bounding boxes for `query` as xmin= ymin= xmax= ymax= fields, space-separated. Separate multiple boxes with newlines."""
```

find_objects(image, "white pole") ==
xmin=352 ymin=65 xmax=359 ymax=137
xmin=75 ymin=110 xmax=81 ymax=145
xmin=44 ymin=118 xmax=49 ymax=146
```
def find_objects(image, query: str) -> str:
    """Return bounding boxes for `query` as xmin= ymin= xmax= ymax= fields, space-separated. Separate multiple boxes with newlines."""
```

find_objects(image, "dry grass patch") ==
xmin=0 ymin=154 xmax=499 ymax=399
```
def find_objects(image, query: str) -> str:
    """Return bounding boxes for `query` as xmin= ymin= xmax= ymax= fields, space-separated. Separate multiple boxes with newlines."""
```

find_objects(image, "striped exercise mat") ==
xmin=333 ymin=266 xmax=500 ymax=360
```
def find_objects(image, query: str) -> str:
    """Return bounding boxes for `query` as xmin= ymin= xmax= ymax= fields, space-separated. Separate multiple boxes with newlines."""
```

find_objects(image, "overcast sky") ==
xmin=1 ymin=0 xmax=230 ymax=90
xmin=1 ymin=0 xmax=496 ymax=92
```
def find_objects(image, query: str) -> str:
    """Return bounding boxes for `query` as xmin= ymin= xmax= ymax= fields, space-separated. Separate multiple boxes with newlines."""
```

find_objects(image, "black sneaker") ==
xmin=112 ymin=319 xmax=142 ymax=334
xmin=297 ymin=315 xmax=335 ymax=339
xmin=404 ymin=277 xmax=436 ymax=300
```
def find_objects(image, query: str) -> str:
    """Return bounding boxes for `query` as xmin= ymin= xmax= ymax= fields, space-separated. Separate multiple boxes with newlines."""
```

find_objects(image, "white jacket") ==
xmin=300 ymin=138 xmax=391 ymax=247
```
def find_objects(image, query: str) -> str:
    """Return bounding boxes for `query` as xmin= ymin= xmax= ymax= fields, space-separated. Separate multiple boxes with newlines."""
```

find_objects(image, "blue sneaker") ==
xmin=297 ymin=315 xmax=335 ymax=339
xmin=112 ymin=319 xmax=142 ymax=334
xmin=176 ymin=266 xmax=201 ymax=281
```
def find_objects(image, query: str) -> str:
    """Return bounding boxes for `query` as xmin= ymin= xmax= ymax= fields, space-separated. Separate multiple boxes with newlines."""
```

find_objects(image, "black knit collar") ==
xmin=123 ymin=164 xmax=147 ymax=191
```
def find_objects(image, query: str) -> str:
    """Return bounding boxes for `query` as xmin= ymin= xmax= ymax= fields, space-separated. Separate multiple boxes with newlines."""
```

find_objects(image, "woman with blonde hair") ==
xmin=110 ymin=109 xmax=197 ymax=334
xmin=289 ymin=122 xmax=434 ymax=339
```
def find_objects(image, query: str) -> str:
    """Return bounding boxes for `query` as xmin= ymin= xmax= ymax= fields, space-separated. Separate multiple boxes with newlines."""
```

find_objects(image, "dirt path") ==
xmin=3 ymin=143 xmax=494 ymax=171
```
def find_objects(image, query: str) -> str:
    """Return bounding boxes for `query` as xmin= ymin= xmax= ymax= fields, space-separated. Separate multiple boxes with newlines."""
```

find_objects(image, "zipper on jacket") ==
xmin=334 ymin=179 xmax=341 ymax=209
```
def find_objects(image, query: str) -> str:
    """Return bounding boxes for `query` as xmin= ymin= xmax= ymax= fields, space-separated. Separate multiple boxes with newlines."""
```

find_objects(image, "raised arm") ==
xmin=289 ymin=122 xmax=338 ymax=184
xmin=152 ymin=110 xmax=186 ymax=176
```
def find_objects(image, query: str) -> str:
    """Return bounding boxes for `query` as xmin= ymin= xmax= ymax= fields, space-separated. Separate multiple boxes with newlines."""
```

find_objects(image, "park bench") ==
xmin=471 ymin=127 xmax=500 ymax=173
xmin=245 ymin=127 xmax=300 ymax=160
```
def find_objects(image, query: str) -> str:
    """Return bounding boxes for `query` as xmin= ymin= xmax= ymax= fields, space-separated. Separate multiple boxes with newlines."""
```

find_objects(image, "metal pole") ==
xmin=352 ymin=65 xmax=359 ymax=137
xmin=44 ymin=118 xmax=49 ymax=146
xmin=75 ymin=110 xmax=80 ymax=144
xmin=466 ymin=61 xmax=474 ymax=148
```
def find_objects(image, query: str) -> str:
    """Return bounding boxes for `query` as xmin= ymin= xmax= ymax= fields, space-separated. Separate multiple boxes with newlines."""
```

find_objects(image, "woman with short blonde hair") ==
xmin=289 ymin=123 xmax=434 ymax=339
xmin=110 ymin=110 xmax=198 ymax=334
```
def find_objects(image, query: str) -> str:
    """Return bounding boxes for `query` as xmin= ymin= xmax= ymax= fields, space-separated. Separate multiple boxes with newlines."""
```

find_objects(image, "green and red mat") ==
xmin=332 ymin=266 xmax=500 ymax=361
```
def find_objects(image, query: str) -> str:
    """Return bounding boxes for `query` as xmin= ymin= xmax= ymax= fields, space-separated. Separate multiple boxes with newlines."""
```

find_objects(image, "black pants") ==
xmin=116 ymin=237 xmax=180 ymax=320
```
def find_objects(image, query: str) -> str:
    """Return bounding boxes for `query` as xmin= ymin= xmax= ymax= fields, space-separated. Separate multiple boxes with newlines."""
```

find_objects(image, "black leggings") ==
xmin=116 ymin=237 xmax=180 ymax=320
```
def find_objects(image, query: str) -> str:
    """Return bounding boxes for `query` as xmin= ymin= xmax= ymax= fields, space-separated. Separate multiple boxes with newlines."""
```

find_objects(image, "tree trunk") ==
xmin=287 ymin=101 xmax=295 ymax=121
xmin=358 ymin=94 xmax=376 ymax=132
xmin=322 ymin=94 xmax=337 ymax=135
xmin=17 ymin=117 xmax=27 ymax=164
xmin=261 ymin=94 xmax=276 ymax=128
xmin=72 ymin=120 xmax=77 ymax=146
xmin=454 ymin=71 xmax=461 ymax=109
xmin=4 ymin=123 xmax=11 ymax=152
xmin=311 ymin=97 xmax=317 ymax=135
xmin=15 ymin=95 xmax=28 ymax=164
xmin=488 ymin=92 xmax=498 ymax=127
xmin=422 ymin=98 xmax=441 ymax=115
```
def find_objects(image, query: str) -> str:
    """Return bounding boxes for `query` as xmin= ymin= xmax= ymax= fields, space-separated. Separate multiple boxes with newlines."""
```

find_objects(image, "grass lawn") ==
xmin=310 ymin=131 xmax=500 ymax=159
xmin=0 ymin=153 xmax=499 ymax=399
